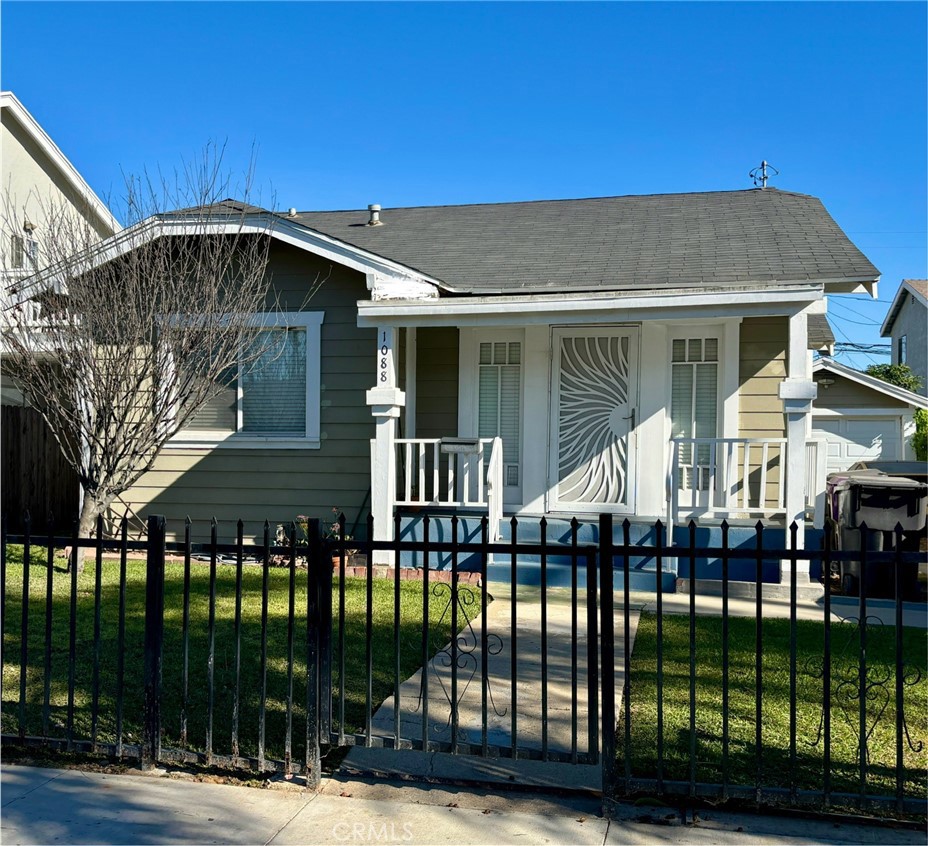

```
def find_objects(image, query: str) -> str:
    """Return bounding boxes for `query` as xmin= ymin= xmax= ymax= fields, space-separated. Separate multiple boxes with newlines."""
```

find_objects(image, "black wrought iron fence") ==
xmin=1 ymin=510 xmax=925 ymax=816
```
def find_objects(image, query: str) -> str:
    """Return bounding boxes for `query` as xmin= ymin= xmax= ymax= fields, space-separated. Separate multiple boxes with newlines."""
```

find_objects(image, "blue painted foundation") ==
xmin=396 ymin=511 xmax=823 ymax=593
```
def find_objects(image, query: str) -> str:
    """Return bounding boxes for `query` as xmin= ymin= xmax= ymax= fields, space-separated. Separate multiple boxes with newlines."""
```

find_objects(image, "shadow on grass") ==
xmin=2 ymin=550 xmax=471 ymax=768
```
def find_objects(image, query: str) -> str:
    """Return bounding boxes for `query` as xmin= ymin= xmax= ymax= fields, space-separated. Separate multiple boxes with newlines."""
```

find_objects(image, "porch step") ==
xmin=484 ymin=558 xmax=677 ymax=592
xmin=494 ymin=515 xmax=674 ymax=591
xmin=675 ymin=578 xmax=825 ymax=602
xmin=394 ymin=512 xmax=821 ymax=593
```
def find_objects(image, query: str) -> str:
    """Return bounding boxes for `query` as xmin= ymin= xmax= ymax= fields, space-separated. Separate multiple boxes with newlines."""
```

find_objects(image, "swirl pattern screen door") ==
xmin=550 ymin=327 xmax=639 ymax=513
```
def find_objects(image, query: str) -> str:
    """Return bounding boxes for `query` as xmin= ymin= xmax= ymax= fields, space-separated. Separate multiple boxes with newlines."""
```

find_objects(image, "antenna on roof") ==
xmin=749 ymin=161 xmax=778 ymax=189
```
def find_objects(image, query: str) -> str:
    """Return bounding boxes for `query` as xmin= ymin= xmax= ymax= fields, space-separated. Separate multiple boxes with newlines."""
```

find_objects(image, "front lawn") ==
xmin=623 ymin=612 xmax=928 ymax=801
xmin=1 ymin=546 xmax=473 ymax=766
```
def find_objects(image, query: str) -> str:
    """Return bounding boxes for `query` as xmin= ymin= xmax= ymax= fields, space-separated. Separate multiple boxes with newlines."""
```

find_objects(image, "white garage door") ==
xmin=812 ymin=416 xmax=903 ymax=475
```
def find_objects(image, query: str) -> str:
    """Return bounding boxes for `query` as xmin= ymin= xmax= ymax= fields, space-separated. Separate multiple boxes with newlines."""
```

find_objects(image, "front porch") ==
xmin=360 ymin=289 xmax=825 ymax=585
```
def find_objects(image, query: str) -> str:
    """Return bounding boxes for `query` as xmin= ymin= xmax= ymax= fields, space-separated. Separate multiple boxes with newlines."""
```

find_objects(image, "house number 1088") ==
xmin=380 ymin=332 xmax=389 ymax=383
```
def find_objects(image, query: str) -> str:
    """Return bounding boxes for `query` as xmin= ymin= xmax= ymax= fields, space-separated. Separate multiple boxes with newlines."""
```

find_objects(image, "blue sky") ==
xmin=3 ymin=2 xmax=925 ymax=370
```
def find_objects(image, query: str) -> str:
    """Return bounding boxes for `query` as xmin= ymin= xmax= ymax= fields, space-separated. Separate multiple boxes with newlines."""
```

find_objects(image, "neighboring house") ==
xmin=811 ymin=356 xmax=928 ymax=474
xmin=1 ymin=91 xmax=120 ymax=526
xmin=56 ymin=186 xmax=878 ymax=586
xmin=880 ymin=279 xmax=928 ymax=396
xmin=1 ymin=91 xmax=119 ymax=284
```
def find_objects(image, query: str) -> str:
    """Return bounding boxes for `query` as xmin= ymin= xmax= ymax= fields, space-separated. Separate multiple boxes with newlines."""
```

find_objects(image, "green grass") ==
xmin=623 ymin=612 xmax=928 ymax=800
xmin=2 ymin=545 xmax=476 ymax=765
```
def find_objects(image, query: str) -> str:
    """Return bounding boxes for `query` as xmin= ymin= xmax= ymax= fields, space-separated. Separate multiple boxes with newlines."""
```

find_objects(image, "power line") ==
xmin=829 ymin=320 xmax=882 ymax=366
xmin=827 ymin=300 xmax=883 ymax=325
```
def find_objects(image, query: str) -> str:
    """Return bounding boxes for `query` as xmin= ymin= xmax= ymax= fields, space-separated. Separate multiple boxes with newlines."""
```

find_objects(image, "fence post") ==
xmin=598 ymin=513 xmax=617 ymax=816
xmin=142 ymin=515 xmax=166 ymax=770
xmin=305 ymin=517 xmax=322 ymax=788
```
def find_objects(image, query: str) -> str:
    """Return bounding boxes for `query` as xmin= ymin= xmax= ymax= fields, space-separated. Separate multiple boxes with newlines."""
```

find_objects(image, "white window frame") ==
xmin=666 ymin=320 xmax=740 ymax=439
xmin=168 ymin=311 xmax=324 ymax=450
xmin=458 ymin=327 xmax=525 ymax=506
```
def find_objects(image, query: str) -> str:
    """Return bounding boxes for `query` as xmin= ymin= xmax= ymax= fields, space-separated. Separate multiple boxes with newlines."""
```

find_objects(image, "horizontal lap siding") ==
xmin=813 ymin=373 xmax=909 ymax=410
xmin=739 ymin=317 xmax=787 ymax=508
xmin=117 ymin=243 xmax=375 ymax=542
xmin=415 ymin=327 xmax=459 ymax=439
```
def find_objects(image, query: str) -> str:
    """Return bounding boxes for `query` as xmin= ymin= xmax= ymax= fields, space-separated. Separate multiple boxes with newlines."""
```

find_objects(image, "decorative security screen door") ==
xmin=549 ymin=327 xmax=639 ymax=513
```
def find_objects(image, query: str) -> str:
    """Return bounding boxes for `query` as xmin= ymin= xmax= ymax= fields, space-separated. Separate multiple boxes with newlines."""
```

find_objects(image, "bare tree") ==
xmin=2 ymin=148 xmax=279 ymax=565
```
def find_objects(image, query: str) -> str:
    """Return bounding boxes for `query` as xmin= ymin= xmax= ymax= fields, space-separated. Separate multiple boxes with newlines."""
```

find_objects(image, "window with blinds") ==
xmin=478 ymin=341 xmax=521 ymax=486
xmin=243 ymin=328 xmax=307 ymax=433
xmin=187 ymin=327 xmax=307 ymax=434
xmin=670 ymin=337 xmax=718 ymax=490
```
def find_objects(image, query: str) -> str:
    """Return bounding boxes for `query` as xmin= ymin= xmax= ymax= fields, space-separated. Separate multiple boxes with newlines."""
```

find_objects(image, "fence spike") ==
xmin=688 ymin=519 xmax=697 ymax=531
xmin=510 ymin=515 xmax=519 ymax=529
xmin=540 ymin=516 xmax=547 ymax=529
xmin=755 ymin=520 xmax=765 ymax=533
xmin=720 ymin=518 xmax=729 ymax=532
xmin=789 ymin=520 xmax=799 ymax=532
xmin=570 ymin=516 xmax=580 ymax=531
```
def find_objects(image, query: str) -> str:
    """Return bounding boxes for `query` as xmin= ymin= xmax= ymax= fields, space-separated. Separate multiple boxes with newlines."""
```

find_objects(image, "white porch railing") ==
xmin=395 ymin=436 xmax=504 ymax=542
xmin=667 ymin=437 xmax=827 ymax=526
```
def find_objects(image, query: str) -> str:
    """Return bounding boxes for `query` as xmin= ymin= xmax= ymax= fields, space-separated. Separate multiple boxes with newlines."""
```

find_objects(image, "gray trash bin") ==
xmin=825 ymin=470 xmax=927 ymax=598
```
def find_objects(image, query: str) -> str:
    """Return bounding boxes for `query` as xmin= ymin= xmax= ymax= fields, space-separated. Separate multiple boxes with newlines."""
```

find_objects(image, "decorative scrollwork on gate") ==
xmin=413 ymin=581 xmax=507 ymax=741
xmin=803 ymin=614 xmax=924 ymax=763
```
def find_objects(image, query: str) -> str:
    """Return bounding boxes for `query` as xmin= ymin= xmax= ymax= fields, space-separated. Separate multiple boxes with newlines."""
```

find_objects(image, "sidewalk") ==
xmin=1 ymin=765 xmax=923 ymax=845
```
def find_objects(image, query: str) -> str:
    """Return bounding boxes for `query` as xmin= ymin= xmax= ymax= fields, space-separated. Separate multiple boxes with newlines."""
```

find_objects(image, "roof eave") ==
xmin=813 ymin=357 xmax=928 ymax=409
xmin=0 ymin=91 xmax=122 ymax=235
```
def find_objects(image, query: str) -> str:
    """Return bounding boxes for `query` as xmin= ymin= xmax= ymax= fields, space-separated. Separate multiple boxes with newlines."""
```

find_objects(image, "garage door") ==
xmin=811 ymin=416 xmax=903 ymax=475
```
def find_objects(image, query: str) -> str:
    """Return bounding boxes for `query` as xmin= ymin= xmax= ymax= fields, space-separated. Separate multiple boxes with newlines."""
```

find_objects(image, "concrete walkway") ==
xmin=342 ymin=585 xmax=637 ymax=791
xmin=2 ymin=765 xmax=923 ymax=845
xmin=342 ymin=580 xmax=925 ymax=790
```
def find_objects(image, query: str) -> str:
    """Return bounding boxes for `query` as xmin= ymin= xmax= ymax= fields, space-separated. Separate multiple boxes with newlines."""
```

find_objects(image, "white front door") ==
xmin=549 ymin=327 xmax=639 ymax=513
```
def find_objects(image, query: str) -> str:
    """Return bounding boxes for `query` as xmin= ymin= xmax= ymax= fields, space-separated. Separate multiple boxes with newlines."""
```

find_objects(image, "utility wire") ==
xmin=829 ymin=320 xmax=881 ymax=367
xmin=827 ymin=301 xmax=883 ymax=325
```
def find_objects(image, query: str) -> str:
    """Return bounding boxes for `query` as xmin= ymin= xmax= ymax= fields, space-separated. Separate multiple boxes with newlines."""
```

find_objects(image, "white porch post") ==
xmin=778 ymin=311 xmax=817 ymax=581
xmin=367 ymin=326 xmax=405 ymax=566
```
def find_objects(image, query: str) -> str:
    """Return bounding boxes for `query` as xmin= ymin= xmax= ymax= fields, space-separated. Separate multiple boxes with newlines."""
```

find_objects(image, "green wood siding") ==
xmin=415 ymin=327 xmax=459 ymax=440
xmin=118 ymin=242 xmax=375 ymax=542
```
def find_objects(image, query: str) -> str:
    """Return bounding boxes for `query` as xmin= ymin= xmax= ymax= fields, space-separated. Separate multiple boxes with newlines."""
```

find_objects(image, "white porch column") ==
xmin=778 ymin=311 xmax=817 ymax=581
xmin=367 ymin=326 xmax=405 ymax=566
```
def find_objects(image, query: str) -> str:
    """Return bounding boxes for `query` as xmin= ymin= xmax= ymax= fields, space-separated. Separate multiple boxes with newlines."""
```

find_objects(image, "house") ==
xmin=69 ymin=186 xmax=879 ymax=587
xmin=880 ymin=279 xmax=928 ymax=395
xmin=812 ymin=356 xmax=928 ymax=474
xmin=1 ymin=91 xmax=120 ymax=527
xmin=0 ymin=91 xmax=119 ymax=282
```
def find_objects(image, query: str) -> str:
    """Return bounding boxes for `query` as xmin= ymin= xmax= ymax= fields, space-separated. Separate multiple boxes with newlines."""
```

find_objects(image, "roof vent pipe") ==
xmin=287 ymin=207 xmax=297 ymax=217
xmin=367 ymin=204 xmax=383 ymax=226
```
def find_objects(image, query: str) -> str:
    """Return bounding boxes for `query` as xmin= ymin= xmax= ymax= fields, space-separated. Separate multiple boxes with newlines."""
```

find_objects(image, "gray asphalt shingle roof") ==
xmin=286 ymin=188 xmax=879 ymax=295
xmin=807 ymin=313 xmax=835 ymax=350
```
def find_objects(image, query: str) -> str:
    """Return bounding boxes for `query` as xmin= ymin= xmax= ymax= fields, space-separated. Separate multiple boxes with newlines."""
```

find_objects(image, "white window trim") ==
xmin=458 ymin=327 xmax=526 ymax=505
xmin=666 ymin=320 xmax=740 ymax=442
xmin=168 ymin=311 xmax=324 ymax=450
